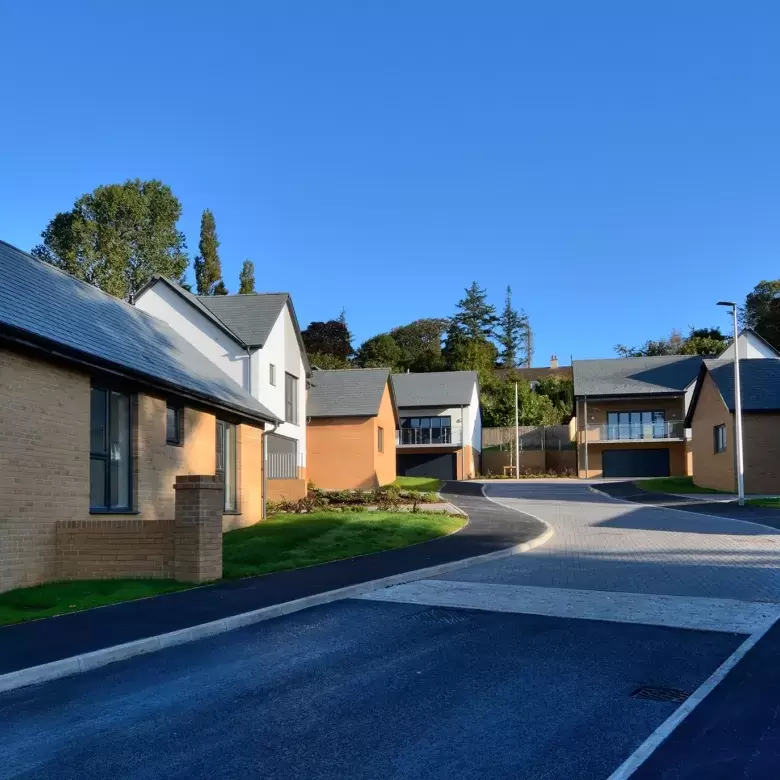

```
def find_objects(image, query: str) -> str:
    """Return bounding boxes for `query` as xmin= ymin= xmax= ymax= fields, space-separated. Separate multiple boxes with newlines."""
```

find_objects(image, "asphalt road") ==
xmin=0 ymin=599 xmax=741 ymax=780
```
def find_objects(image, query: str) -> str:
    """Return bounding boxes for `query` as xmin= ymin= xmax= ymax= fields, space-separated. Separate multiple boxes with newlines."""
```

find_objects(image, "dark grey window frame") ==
xmin=378 ymin=426 xmax=384 ymax=453
xmin=216 ymin=420 xmax=239 ymax=513
xmin=285 ymin=373 xmax=299 ymax=425
xmin=166 ymin=404 xmax=184 ymax=446
xmin=714 ymin=424 xmax=727 ymax=454
xmin=90 ymin=387 xmax=134 ymax=513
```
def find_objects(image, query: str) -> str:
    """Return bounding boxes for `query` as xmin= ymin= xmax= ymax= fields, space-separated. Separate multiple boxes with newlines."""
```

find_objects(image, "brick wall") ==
xmin=267 ymin=478 xmax=308 ymax=502
xmin=307 ymin=417 xmax=375 ymax=489
xmin=741 ymin=414 xmax=780 ymax=494
xmin=690 ymin=372 xmax=735 ymax=491
xmin=373 ymin=383 xmax=397 ymax=487
xmin=57 ymin=518 xmax=175 ymax=580
xmin=226 ymin=423 xmax=264 ymax=530
xmin=0 ymin=348 xmax=90 ymax=592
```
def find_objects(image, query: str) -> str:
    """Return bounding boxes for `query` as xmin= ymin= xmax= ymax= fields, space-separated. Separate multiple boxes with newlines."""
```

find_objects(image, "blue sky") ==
xmin=2 ymin=1 xmax=779 ymax=362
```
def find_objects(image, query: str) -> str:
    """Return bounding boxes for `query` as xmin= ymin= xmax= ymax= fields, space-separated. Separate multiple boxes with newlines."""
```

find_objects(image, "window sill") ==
xmin=222 ymin=510 xmax=242 ymax=516
xmin=166 ymin=440 xmax=184 ymax=448
xmin=90 ymin=509 xmax=140 ymax=515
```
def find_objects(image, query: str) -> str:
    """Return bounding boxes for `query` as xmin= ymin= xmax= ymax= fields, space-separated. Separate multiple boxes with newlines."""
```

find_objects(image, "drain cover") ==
xmin=631 ymin=686 xmax=691 ymax=704
xmin=407 ymin=607 xmax=470 ymax=626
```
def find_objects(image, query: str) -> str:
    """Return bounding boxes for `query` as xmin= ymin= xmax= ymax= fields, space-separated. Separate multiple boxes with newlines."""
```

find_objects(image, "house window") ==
xmin=378 ymin=426 xmax=384 ymax=453
xmin=166 ymin=404 xmax=183 ymax=446
xmin=606 ymin=411 xmax=666 ymax=440
xmin=714 ymin=424 xmax=727 ymax=454
xmin=285 ymin=373 xmax=299 ymax=424
xmin=216 ymin=420 xmax=238 ymax=512
xmin=90 ymin=388 xmax=132 ymax=511
xmin=269 ymin=364 xmax=276 ymax=386
xmin=398 ymin=416 xmax=452 ymax=444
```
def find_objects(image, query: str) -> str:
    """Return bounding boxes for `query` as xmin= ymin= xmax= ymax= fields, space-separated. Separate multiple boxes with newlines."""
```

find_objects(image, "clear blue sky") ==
xmin=2 ymin=1 xmax=779 ymax=362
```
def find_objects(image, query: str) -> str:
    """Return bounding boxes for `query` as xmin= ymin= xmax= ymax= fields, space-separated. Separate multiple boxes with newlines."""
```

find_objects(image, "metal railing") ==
xmin=266 ymin=452 xmax=303 ymax=479
xmin=396 ymin=427 xmax=463 ymax=446
xmin=482 ymin=424 xmax=575 ymax=451
xmin=585 ymin=421 xmax=686 ymax=442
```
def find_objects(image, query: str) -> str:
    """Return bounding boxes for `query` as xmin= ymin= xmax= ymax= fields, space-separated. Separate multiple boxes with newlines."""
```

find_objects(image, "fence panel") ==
xmin=482 ymin=424 xmax=574 ymax=450
xmin=266 ymin=452 xmax=301 ymax=480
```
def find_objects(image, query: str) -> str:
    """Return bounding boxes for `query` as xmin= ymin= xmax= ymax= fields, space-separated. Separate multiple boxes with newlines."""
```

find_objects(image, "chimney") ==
xmin=550 ymin=354 xmax=558 ymax=369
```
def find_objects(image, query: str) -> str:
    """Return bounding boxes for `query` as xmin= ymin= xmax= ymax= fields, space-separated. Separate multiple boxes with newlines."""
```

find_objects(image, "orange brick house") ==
xmin=686 ymin=359 xmax=780 ymax=494
xmin=307 ymin=368 xmax=398 ymax=490
xmin=0 ymin=241 xmax=279 ymax=593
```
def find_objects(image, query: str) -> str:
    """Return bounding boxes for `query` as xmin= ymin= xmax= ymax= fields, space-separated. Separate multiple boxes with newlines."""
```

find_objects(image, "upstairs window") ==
xmin=714 ymin=424 xmax=727 ymax=454
xmin=166 ymin=404 xmax=183 ymax=446
xmin=285 ymin=373 xmax=299 ymax=424
xmin=269 ymin=364 xmax=276 ymax=386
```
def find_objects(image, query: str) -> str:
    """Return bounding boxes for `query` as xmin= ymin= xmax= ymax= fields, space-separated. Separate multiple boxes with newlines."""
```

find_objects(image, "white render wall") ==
xmin=134 ymin=283 xmax=249 ymax=388
xmin=718 ymin=331 xmax=779 ymax=360
xmin=252 ymin=303 xmax=306 ymax=465
xmin=396 ymin=393 xmax=482 ymax=452
xmin=468 ymin=382 xmax=482 ymax=453
xmin=135 ymin=284 xmax=307 ymax=466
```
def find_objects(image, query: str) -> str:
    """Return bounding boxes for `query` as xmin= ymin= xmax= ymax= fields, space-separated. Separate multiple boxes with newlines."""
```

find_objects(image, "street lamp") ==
xmin=717 ymin=301 xmax=745 ymax=505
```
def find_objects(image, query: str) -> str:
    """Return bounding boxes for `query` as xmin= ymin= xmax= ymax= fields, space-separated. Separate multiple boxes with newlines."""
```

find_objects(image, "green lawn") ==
xmin=393 ymin=476 xmax=444 ymax=492
xmin=222 ymin=510 xmax=463 ymax=579
xmin=634 ymin=476 xmax=724 ymax=494
xmin=0 ymin=579 xmax=191 ymax=627
xmin=0 ymin=510 xmax=464 ymax=626
xmin=746 ymin=498 xmax=780 ymax=509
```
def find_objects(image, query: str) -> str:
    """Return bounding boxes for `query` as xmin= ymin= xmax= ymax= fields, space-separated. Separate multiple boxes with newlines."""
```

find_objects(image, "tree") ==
xmin=32 ymin=179 xmax=188 ymax=299
xmin=497 ymin=285 xmax=528 ymax=368
xmin=742 ymin=280 xmax=780 ymax=349
xmin=193 ymin=209 xmax=227 ymax=295
xmin=451 ymin=281 xmax=498 ymax=341
xmin=302 ymin=319 xmax=354 ymax=361
xmin=481 ymin=374 xmax=560 ymax=428
xmin=238 ymin=259 xmax=256 ymax=294
xmin=615 ymin=327 xmax=728 ymax=357
xmin=390 ymin=318 xmax=449 ymax=372
xmin=308 ymin=352 xmax=352 ymax=370
xmin=355 ymin=333 xmax=402 ymax=369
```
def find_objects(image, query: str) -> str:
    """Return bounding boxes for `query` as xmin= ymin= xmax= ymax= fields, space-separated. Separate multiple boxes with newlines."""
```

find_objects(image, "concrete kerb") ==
xmin=587 ymin=485 xmax=780 ymax=536
xmin=0 ymin=506 xmax=552 ymax=694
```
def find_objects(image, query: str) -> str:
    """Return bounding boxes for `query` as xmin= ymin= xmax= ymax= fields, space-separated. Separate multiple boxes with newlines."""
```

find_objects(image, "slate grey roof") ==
xmin=572 ymin=355 xmax=707 ymax=397
xmin=705 ymin=359 xmax=780 ymax=412
xmin=197 ymin=293 xmax=289 ymax=348
xmin=308 ymin=368 xmax=391 ymax=417
xmin=391 ymin=371 xmax=478 ymax=408
xmin=0 ymin=241 xmax=279 ymax=424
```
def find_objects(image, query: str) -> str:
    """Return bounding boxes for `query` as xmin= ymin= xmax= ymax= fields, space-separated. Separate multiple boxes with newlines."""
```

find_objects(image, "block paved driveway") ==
xmin=435 ymin=480 xmax=780 ymax=603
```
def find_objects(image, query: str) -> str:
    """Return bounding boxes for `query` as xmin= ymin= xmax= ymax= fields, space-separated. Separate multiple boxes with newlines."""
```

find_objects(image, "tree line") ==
xmin=32 ymin=178 xmax=257 ymax=299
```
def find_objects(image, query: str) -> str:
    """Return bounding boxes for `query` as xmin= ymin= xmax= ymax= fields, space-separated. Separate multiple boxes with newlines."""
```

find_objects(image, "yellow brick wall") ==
xmin=227 ymin=422 xmax=264 ymax=530
xmin=373 ymin=383 xmax=398 ymax=487
xmin=0 ymin=348 xmax=90 ymax=591
xmin=307 ymin=417 xmax=374 ymax=489
xmin=690 ymin=372 xmax=735 ymax=492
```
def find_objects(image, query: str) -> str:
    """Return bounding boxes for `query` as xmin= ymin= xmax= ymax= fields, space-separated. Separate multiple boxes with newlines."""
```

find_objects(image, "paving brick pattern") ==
xmin=437 ymin=481 xmax=780 ymax=603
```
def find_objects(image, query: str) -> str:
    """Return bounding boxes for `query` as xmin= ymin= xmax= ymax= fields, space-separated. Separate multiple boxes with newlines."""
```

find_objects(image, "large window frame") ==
xmin=216 ymin=420 xmax=239 ymax=513
xmin=606 ymin=410 xmax=666 ymax=440
xmin=166 ymin=404 xmax=183 ymax=446
xmin=398 ymin=416 xmax=453 ymax=445
xmin=285 ymin=373 xmax=299 ymax=425
xmin=90 ymin=387 xmax=133 ymax=513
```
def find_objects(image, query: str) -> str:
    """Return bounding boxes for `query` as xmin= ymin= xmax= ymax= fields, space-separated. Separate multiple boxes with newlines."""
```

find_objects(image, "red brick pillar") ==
xmin=173 ymin=475 xmax=224 ymax=582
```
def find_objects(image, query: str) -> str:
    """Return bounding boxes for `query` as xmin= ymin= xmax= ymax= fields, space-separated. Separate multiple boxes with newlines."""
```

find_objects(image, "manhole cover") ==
xmin=407 ymin=607 xmax=471 ymax=626
xmin=631 ymin=686 xmax=690 ymax=704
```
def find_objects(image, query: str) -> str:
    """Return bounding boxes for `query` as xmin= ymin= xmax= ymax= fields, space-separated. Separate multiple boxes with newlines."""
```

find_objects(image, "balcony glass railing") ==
xmin=585 ymin=421 xmax=686 ymax=441
xmin=396 ymin=427 xmax=462 ymax=446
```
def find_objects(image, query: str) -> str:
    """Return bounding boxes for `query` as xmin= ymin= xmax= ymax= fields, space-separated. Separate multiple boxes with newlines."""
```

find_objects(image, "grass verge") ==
xmin=0 ymin=511 xmax=464 ymax=625
xmin=746 ymin=498 xmax=780 ymax=509
xmin=393 ymin=476 xmax=444 ymax=492
xmin=634 ymin=476 xmax=723 ymax=494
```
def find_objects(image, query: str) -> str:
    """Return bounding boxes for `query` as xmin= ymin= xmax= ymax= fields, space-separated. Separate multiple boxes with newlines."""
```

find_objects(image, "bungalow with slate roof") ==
xmin=686 ymin=359 xmax=780 ymax=494
xmin=0 ymin=241 xmax=279 ymax=593
xmin=307 ymin=368 xmax=397 ymax=490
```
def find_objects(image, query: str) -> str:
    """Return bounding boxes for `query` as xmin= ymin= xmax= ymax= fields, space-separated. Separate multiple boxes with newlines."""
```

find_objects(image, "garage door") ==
xmin=602 ymin=449 xmax=670 ymax=478
xmin=397 ymin=453 xmax=457 ymax=481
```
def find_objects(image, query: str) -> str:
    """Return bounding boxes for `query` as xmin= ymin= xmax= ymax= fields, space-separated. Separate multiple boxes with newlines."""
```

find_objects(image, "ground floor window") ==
xmin=90 ymin=388 xmax=132 ymax=511
xmin=714 ymin=424 xmax=727 ymax=453
xmin=216 ymin=420 xmax=238 ymax=512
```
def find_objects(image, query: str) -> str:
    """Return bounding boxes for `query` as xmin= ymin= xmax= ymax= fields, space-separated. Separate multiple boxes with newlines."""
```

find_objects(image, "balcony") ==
xmin=396 ymin=427 xmax=463 ymax=447
xmin=584 ymin=421 xmax=686 ymax=443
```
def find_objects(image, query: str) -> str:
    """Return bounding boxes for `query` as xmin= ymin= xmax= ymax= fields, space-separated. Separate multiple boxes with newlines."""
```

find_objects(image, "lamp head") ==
xmin=717 ymin=301 xmax=737 ymax=308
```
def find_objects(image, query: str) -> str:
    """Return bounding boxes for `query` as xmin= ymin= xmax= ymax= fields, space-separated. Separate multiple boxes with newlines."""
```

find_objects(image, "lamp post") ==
xmin=717 ymin=301 xmax=745 ymax=505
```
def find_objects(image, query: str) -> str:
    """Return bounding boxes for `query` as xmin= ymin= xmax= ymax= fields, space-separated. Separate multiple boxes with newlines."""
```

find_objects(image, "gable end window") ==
xmin=166 ymin=404 xmax=183 ymax=446
xmin=285 ymin=373 xmax=299 ymax=425
xmin=714 ymin=424 xmax=727 ymax=454
xmin=216 ymin=420 xmax=238 ymax=512
xmin=90 ymin=388 xmax=132 ymax=512
xmin=378 ymin=426 xmax=384 ymax=453
xmin=269 ymin=364 xmax=276 ymax=386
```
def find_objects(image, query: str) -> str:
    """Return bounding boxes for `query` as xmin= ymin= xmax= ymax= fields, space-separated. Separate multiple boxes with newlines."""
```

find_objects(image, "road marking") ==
xmin=605 ymin=614 xmax=778 ymax=779
xmin=361 ymin=580 xmax=780 ymax=634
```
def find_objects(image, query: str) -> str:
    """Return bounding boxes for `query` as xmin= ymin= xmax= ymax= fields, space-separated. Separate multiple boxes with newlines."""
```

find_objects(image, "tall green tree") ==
xmin=32 ymin=179 xmax=188 ymax=300
xmin=497 ymin=285 xmax=527 ymax=368
xmin=193 ymin=209 xmax=227 ymax=295
xmin=615 ymin=326 xmax=728 ymax=357
xmin=443 ymin=282 xmax=498 ymax=374
xmin=355 ymin=333 xmax=402 ymax=369
xmin=481 ymin=374 xmax=559 ymax=428
xmin=390 ymin=318 xmax=449 ymax=372
xmin=451 ymin=281 xmax=498 ymax=341
xmin=742 ymin=280 xmax=780 ymax=349
xmin=302 ymin=319 xmax=354 ymax=361
xmin=238 ymin=259 xmax=256 ymax=294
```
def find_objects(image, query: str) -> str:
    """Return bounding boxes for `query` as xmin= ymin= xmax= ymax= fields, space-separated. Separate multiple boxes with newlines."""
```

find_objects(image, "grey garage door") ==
xmin=602 ymin=448 xmax=670 ymax=478
xmin=397 ymin=453 xmax=457 ymax=481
